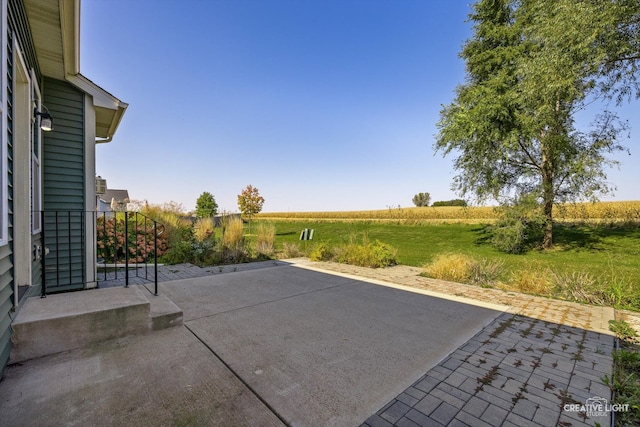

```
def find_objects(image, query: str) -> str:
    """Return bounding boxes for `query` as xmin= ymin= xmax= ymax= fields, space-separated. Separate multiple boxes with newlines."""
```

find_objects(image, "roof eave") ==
xmin=66 ymin=74 xmax=129 ymax=141
xmin=24 ymin=0 xmax=127 ymax=142
xmin=60 ymin=0 xmax=80 ymax=76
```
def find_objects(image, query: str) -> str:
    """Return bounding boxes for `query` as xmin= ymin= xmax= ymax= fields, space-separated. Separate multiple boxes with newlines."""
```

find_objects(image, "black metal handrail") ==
xmin=96 ymin=210 xmax=165 ymax=295
xmin=37 ymin=210 xmax=164 ymax=296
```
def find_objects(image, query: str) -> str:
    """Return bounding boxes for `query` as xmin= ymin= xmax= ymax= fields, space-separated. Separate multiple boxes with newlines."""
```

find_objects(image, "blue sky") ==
xmin=81 ymin=0 xmax=639 ymax=213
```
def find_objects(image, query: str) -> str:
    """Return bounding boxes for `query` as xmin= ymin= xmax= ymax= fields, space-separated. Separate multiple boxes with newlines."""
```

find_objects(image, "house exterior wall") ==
xmin=0 ymin=0 xmax=14 ymax=372
xmin=0 ymin=0 xmax=126 ymax=375
xmin=0 ymin=0 xmax=43 ymax=372
xmin=41 ymin=77 xmax=87 ymax=292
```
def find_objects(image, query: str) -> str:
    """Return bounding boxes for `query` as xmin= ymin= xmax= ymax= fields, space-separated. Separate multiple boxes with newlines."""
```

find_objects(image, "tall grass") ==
xmin=222 ymin=217 xmax=246 ymax=262
xmin=255 ymin=222 xmax=276 ymax=257
xmin=422 ymin=252 xmax=640 ymax=309
xmin=193 ymin=217 xmax=215 ymax=242
xmin=423 ymin=254 xmax=502 ymax=287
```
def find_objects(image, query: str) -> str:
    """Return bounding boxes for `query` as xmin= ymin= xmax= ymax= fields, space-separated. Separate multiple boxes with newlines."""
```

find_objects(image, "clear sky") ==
xmin=80 ymin=0 xmax=639 ymax=213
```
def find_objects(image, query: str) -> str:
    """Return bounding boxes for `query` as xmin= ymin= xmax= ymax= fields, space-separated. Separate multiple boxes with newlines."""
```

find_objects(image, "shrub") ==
xmin=282 ymin=242 xmax=303 ymax=258
xmin=335 ymin=238 xmax=397 ymax=268
xmin=96 ymin=214 xmax=168 ymax=263
xmin=158 ymin=240 xmax=192 ymax=264
xmin=190 ymin=239 xmax=218 ymax=265
xmin=490 ymin=222 xmax=527 ymax=254
xmin=310 ymin=242 xmax=333 ymax=261
xmin=490 ymin=194 xmax=545 ymax=254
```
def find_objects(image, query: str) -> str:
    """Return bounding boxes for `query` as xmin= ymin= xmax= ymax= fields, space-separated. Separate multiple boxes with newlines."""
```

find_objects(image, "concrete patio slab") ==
xmin=174 ymin=265 xmax=505 ymax=426
xmin=1 ymin=260 xmax=620 ymax=427
xmin=0 ymin=327 xmax=284 ymax=427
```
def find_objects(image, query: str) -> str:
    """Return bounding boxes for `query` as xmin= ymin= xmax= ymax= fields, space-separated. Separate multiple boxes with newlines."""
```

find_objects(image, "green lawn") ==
xmin=255 ymin=220 xmax=640 ymax=306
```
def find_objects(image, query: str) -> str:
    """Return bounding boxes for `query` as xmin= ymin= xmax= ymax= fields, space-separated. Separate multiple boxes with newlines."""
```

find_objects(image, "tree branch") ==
xmin=517 ymin=138 xmax=542 ymax=171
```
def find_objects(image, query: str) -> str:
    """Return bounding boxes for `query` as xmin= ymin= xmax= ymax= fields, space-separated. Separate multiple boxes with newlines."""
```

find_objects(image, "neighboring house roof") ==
xmin=100 ymin=189 xmax=130 ymax=203
xmin=22 ymin=0 xmax=128 ymax=142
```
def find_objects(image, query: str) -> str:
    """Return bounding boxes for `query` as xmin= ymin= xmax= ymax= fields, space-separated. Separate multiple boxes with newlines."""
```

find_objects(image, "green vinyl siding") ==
xmin=0 ymin=246 xmax=11 ymax=371
xmin=0 ymin=23 xmax=15 ymax=373
xmin=7 ymin=0 xmax=38 ymax=78
xmin=42 ymin=78 xmax=86 ymax=291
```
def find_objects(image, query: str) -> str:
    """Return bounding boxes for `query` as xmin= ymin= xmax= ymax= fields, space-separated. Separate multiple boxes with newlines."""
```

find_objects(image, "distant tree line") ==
xmin=432 ymin=199 xmax=468 ymax=207
xmin=412 ymin=192 xmax=468 ymax=207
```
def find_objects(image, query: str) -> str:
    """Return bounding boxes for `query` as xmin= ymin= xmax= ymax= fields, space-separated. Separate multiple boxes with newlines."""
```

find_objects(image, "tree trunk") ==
xmin=541 ymin=132 xmax=555 ymax=250
xmin=542 ymin=190 xmax=553 ymax=249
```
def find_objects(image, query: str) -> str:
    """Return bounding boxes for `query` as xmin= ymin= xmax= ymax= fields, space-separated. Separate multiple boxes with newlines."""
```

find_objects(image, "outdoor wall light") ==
xmin=34 ymin=106 xmax=53 ymax=132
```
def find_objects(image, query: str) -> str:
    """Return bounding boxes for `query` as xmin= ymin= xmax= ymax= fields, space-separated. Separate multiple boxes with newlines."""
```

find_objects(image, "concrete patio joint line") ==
xmin=184 ymin=323 xmax=292 ymax=427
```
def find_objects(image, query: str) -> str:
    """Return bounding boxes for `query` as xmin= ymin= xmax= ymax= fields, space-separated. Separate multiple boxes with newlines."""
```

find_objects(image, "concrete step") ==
xmin=147 ymin=293 xmax=183 ymax=331
xmin=10 ymin=286 xmax=183 ymax=363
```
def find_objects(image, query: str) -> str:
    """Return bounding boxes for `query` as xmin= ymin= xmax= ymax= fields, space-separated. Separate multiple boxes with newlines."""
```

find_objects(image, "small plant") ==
xmin=551 ymin=271 xmax=606 ymax=305
xmin=605 ymin=275 xmax=637 ymax=308
xmin=282 ymin=242 xmax=303 ymax=258
xmin=605 ymin=320 xmax=640 ymax=426
xmin=609 ymin=320 xmax=639 ymax=343
xmin=310 ymin=242 xmax=333 ymax=261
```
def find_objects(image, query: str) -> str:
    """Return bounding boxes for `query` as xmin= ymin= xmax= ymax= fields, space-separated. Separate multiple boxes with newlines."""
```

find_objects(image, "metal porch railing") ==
xmin=38 ymin=210 xmax=165 ymax=296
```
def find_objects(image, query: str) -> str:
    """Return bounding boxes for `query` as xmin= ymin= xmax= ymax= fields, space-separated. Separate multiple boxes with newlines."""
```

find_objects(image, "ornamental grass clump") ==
xmin=507 ymin=262 xmax=553 ymax=295
xmin=222 ymin=216 xmax=246 ymax=262
xmin=193 ymin=217 xmax=216 ymax=242
xmin=255 ymin=222 xmax=276 ymax=258
xmin=282 ymin=242 xmax=304 ymax=258
xmin=423 ymin=253 xmax=475 ymax=283
xmin=423 ymin=254 xmax=503 ymax=288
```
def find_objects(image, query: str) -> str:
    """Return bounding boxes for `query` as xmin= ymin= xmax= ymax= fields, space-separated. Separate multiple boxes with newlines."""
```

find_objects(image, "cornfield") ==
xmin=256 ymin=201 xmax=640 ymax=224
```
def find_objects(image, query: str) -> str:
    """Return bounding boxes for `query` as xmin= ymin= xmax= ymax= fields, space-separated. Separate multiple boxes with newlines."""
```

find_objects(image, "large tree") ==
xmin=412 ymin=192 xmax=431 ymax=207
xmin=436 ymin=0 xmax=639 ymax=249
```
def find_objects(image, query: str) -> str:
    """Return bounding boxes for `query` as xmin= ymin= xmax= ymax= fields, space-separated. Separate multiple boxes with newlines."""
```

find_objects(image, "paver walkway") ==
xmin=97 ymin=259 xmax=635 ymax=426
xmin=289 ymin=261 xmax=619 ymax=427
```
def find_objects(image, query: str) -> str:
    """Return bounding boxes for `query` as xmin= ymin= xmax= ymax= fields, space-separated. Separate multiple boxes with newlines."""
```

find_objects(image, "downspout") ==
xmin=95 ymin=137 xmax=112 ymax=144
